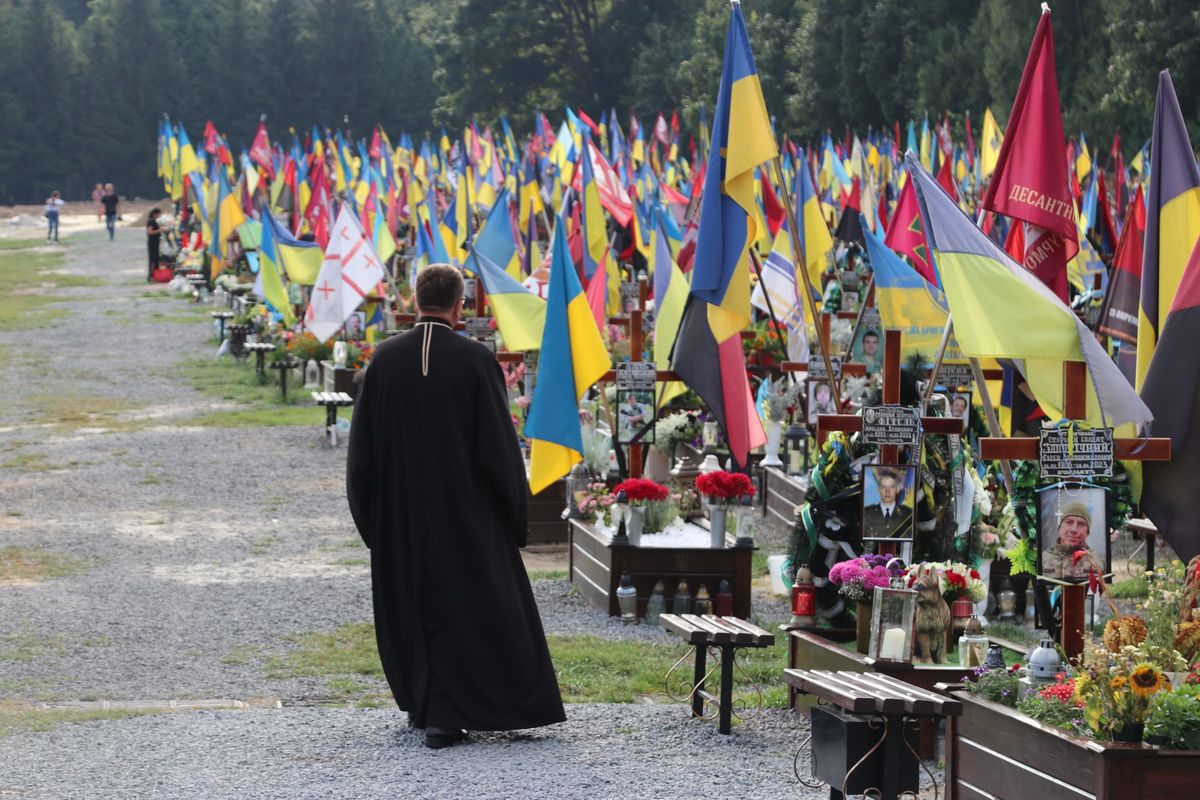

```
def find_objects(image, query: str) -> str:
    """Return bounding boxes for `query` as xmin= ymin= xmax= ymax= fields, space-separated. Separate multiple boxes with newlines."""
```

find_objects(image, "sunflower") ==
xmin=1110 ymin=676 xmax=1127 ymax=690
xmin=1129 ymin=664 xmax=1162 ymax=698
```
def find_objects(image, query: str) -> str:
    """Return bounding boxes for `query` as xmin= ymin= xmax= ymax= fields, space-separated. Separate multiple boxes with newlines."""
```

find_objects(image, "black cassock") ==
xmin=347 ymin=318 xmax=566 ymax=731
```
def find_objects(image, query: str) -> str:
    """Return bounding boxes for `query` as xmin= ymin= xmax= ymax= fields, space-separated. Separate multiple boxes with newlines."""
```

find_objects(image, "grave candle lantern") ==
xmin=868 ymin=583 xmax=917 ymax=665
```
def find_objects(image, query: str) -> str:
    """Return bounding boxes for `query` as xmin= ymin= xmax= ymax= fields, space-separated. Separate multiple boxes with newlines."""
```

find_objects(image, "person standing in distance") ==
xmin=100 ymin=184 xmax=119 ymax=240
xmin=146 ymin=208 xmax=164 ymax=281
xmin=347 ymin=264 xmax=565 ymax=749
xmin=44 ymin=191 xmax=64 ymax=242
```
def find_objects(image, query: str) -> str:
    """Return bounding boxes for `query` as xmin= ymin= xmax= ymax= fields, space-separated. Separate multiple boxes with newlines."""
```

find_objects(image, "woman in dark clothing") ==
xmin=146 ymin=208 xmax=163 ymax=281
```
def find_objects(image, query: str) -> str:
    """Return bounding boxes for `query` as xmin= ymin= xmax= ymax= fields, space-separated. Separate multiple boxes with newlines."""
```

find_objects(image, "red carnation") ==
xmin=612 ymin=478 xmax=669 ymax=504
xmin=695 ymin=471 xmax=756 ymax=503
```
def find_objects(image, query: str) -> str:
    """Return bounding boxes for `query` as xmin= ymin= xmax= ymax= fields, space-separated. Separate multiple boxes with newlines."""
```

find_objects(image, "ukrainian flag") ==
xmin=689 ymin=0 xmax=777 ymax=345
xmin=1136 ymin=70 xmax=1200 ymax=391
xmin=525 ymin=215 xmax=610 ymax=495
xmin=473 ymin=248 xmax=546 ymax=353
xmin=465 ymin=188 xmax=521 ymax=282
xmin=907 ymin=152 xmax=1152 ymax=429
xmin=861 ymin=217 xmax=954 ymax=361
xmin=262 ymin=211 xmax=322 ymax=286
xmin=256 ymin=206 xmax=296 ymax=326
xmin=794 ymin=147 xmax=833 ymax=298
xmin=652 ymin=212 xmax=689 ymax=407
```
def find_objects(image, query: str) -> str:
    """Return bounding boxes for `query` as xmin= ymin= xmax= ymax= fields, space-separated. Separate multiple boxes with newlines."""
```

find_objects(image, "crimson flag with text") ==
xmin=980 ymin=8 xmax=1076 ymax=302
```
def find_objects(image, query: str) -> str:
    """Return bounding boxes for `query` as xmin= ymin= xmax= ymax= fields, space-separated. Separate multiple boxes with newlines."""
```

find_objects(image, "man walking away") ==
xmin=100 ymin=184 xmax=119 ymax=240
xmin=347 ymin=264 xmax=566 ymax=749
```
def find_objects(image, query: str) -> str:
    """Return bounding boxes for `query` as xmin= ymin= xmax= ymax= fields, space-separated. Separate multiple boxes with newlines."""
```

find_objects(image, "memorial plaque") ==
xmin=1039 ymin=427 xmax=1114 ymax=479
xmin=620 ymin=280 xmax=640 ymax=313
xmin=840 ymin=271 xmax=862 ymax=289
xmin=465 ymin=316 xmax=493 ymax=339
xmin=615 ymin=361 xmax=656 ymax=391
xmin=937 ymin=362 xmax=975 ymax=390
xmin=523 ymin=350 xmax=538 ymax=396
xmin=861 ymin=307 xmax=881 ymax=329
xmin=807 ymin=355 xmax=843 ymax=380
xmin=861 ymin=405 xmax=923 ymax=446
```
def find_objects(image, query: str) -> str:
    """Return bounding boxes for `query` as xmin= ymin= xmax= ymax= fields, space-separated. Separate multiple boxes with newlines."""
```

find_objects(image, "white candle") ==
xmin=880 ymin=627 xmax=908 ymax=661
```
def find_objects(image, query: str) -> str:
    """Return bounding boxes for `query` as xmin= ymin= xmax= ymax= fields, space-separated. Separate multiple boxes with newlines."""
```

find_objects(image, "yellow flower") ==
xmin=1129 ymin=664 xmax=1162 ymax=698
xmin=1109 ymin=676 xmax=1127 ymax=690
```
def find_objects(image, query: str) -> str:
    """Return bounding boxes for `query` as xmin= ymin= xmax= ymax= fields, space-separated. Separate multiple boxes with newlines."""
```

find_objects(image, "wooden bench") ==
xmin=243 ymin=341 xmax=276 ymax=381
xmin=210 ymin=310 xmax=234 ymax=340
xmin=783 ymin=668 xmax=961 ymax=799
xmin=270 ymin=356 xmax=300 ymax=401
xmin=659 ymin=613 xmax=775 ymax=734
xmin=311 ymin=391 xmax=354 ymax=446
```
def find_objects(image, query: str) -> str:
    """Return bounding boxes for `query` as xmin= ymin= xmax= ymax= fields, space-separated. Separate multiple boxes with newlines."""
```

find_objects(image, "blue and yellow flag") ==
xmin=257 ymin=206 xmax=296 ymax=326
xmin=907 ymin=152 xmax=1152 ymax=428
xmin=794 ymin=147 xmax=833 ymax=298
xmin=465 ymin=188 xmax=520 ymax=281
xmin=473 ymin=248 xmax=546 ymax=353
xmin=652 ymin=212 xmax=689 ymax=407
xmin=262 ymin=211 xmax=322 ymax=286
xmin=689 ymin=1 xmax=778 ymax=344
xmin=525 ymin=216 xmax=610 ymax=494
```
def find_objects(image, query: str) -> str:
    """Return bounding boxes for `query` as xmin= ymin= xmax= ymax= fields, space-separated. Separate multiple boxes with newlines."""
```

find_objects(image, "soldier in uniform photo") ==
xmin=862 ymin=466 xmax=914 ymax=539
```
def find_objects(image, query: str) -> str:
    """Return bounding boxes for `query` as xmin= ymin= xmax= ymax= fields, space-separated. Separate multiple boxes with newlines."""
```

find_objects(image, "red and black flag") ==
xmin=1140 ymin=234 xmax=1200 ymax=561
xmin=1098 ymin=185 xmax=1145 ymax=383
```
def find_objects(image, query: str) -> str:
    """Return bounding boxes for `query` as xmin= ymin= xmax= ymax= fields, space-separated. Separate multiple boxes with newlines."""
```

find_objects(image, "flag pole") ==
xmin=748 ymin=248 xmax=795 ymax=384
xmin=772 ymin=155 xmax=842 ymax=405
xmin=968 ymin=355 xmax=1015 ymax=494
xmin=922 ymin=313 xmax=955 ymax=408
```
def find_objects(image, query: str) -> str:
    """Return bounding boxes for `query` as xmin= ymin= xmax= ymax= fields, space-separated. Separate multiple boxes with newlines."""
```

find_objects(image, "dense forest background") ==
xmin=0 ymin=0 xmax=1196 ymax=204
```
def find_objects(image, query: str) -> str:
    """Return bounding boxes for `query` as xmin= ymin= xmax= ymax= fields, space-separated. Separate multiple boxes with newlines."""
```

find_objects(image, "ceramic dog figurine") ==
xmin=914 ymin=576 xmax=951 ymax=664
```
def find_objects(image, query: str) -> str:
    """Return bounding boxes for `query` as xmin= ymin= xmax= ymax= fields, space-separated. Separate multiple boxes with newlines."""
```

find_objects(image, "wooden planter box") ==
xmin=763 ymin=466 xmax=806 ymax=534
xmin=320 ymin=360 xmax=360 ymax=399
xmin=568 ymin=518 xmax=753 ymax=618
xmin=941 ymin=686 xmax=1200 ymax=799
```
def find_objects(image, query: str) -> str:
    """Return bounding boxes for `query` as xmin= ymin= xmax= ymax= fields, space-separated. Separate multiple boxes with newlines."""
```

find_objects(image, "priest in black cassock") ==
xmin=347 ymin=264 xmax=566 ymax=749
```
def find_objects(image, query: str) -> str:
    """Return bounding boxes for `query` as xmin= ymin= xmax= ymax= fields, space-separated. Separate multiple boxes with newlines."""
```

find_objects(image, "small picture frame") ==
xmin=1037 ymin=484 xmax=1109 ymax=581
xmin=806 ymin=379 xmax=837 ymax=426
xmin=950 ymin=391 xmax=971 ymax=424
xmin=861 ymin=464 xmax=917 ymax=542
xmin=850 ymin=327 xmax=882 ymax=374
xmin=342 ymin=311 xmax=366 ymax=339
xmin=842 ymin=290 xmax=860 ymax=313
xmin=616 ymin=389 xmax=655 ymax=445
xmin=462 ymin=277 xmax=478 ymax=312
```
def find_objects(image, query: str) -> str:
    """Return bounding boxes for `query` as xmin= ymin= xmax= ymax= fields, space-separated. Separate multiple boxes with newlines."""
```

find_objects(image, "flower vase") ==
xmin=855 ymin=599 xmax=872 ymax=654
xmin=761 ymin=421 xmax=784 ymax=467
xmin=1111 ymin=722 xmax=1145 ymax=744
xmin=645 ymin=447 xmax=671 ymax=482
xmin=974 ymin=558 xmax=993 ymax=620
xmin=627 ymin=506 xmax=645 ymax=547
xmin=708 ymin=505 xmax=728 ymax=549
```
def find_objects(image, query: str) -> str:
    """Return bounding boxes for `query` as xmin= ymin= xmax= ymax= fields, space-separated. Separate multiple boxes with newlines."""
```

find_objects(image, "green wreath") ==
xmin=1005 ymin=459 xmax=1134 ymax=575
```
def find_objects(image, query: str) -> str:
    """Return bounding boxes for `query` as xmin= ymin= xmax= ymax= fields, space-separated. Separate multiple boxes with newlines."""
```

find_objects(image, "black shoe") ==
xmin=424 ymin=727 xmax=466 ymax=750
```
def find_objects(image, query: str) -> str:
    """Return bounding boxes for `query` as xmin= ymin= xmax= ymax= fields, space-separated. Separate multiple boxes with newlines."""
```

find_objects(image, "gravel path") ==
xmin=0 ymin=229 xmax=934 ymax=798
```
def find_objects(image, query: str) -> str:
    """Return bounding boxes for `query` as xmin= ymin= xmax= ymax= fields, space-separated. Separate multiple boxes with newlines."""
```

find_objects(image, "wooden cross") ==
xmin=977 ymin=360 xmax=1171 ymax=659
xmin=813 ymin=329 xmax=965 ymax=463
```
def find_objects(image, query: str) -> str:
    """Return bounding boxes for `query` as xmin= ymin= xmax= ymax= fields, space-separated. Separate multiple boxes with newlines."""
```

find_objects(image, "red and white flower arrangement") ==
xmin=694 ymin=471 xmax=756 ymax=505
xmin=903 ymin=560 xmax=987 ymax=603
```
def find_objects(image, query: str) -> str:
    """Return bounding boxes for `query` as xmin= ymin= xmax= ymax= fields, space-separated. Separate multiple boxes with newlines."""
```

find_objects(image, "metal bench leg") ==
xmin=718 ymin=644 xmax=735 ymax=734
xmin=691 ymin=644 xmax=707 ymax=719
xmin=326 ymin=406 xmax=338 ymax=446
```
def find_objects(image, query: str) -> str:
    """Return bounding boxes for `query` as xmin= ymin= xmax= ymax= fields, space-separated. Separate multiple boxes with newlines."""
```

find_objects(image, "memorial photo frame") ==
xmin=806 ymin=379 xmax=837 ymax=426
xmin=850 ymin=326 xmax=882 ymax=374
xmin=950 ymin=391 xmax=972 ymax=425
xmin=1037 ymin=484 xmax=1109 ymax=581
xmin=615 ymin=389 xmax=655 ymax=445
xmin=861 ymin=464 xmax=916 ymax=542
